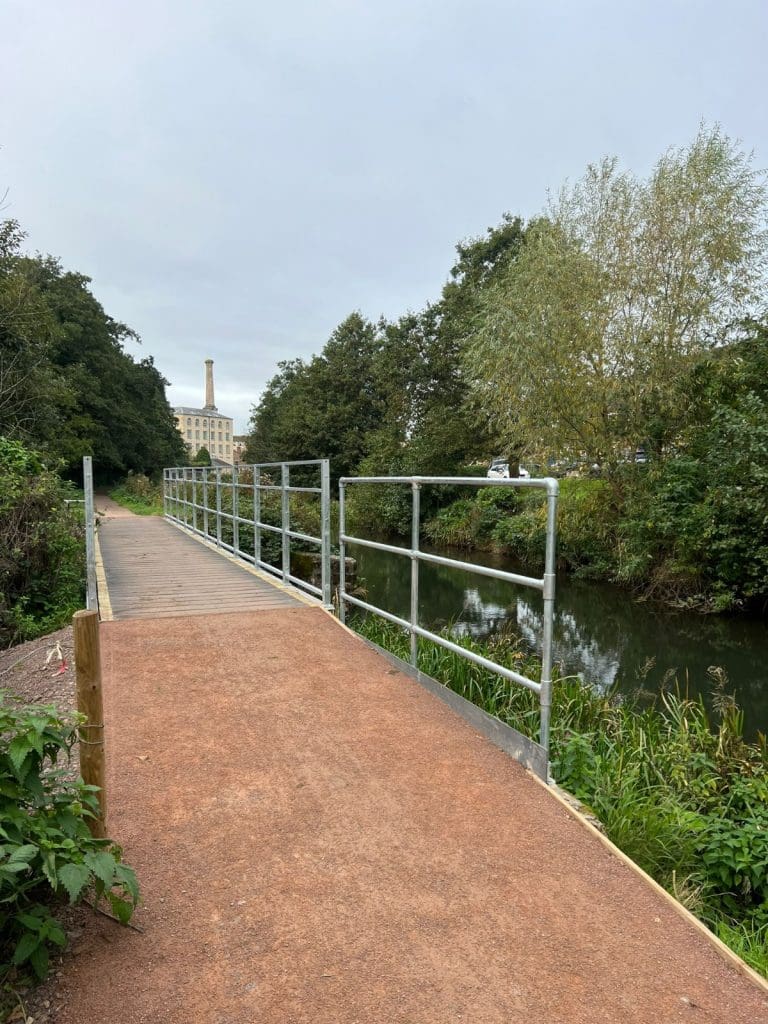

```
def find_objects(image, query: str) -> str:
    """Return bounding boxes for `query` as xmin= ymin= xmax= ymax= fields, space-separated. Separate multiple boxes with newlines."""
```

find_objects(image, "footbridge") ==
xmin=59 ymin=460 xmax=768 ymax=1023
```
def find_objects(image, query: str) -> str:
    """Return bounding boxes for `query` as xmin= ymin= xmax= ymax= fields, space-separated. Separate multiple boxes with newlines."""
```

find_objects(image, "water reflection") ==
xmin=349 ymin=542 xmax=768 ymax=736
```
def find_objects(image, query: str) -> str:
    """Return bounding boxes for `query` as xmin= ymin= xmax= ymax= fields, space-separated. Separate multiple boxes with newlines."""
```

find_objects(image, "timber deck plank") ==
xmin=96 ymin=515 xmax=302 ymax=619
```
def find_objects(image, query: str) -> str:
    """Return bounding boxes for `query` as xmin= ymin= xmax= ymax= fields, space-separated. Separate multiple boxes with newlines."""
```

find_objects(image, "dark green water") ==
xmin=348 ymin=541 xmax=768 ymax=736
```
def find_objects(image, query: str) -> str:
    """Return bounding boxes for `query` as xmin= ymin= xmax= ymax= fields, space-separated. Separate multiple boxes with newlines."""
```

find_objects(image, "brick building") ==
xmin=173 ymin=359 xmax=234 ymax=465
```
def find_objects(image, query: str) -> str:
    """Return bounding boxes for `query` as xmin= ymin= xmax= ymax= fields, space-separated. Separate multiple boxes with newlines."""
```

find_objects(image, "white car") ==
xmin=487 ymin=459 xmax=530 ymax=479
xmin=487 ymin=458 xmax=509 ymax=479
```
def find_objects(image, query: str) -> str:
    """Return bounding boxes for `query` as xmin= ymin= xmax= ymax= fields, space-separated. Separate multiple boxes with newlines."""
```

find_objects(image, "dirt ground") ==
xmin=37 ymin=607 xmax=768 ymax=1023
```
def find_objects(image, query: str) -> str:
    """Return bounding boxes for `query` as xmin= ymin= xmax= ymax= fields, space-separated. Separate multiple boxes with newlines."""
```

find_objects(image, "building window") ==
xmin=195 ymin=430 xmax=200 ymax=440
xmin=186 ymin=430 xmax=191 ymax=439
xmin=195 ymin=418 xmax=199 ymax=426
xmin=186 ymin=417 xmax=191 ymax=426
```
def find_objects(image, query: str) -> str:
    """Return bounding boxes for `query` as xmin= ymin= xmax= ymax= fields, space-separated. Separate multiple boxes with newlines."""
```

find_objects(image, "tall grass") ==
xmin=355 ymin=616 xmax=768 ymax=976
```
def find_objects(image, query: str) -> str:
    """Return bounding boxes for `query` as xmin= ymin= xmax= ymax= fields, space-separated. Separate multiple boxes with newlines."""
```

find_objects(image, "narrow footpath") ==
xmin=56 ymin=537 xmax=768 ymax=1023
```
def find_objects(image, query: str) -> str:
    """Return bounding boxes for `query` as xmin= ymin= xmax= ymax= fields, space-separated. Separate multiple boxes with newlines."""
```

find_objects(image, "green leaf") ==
xmin=84 ymin=851 xmax=116 ymax=888
xmin=41 ymin=850 xmax=57 ymax=887
xmin=8 ymin=736 xmax=32 ymax=778
xmin=16 ymin=912 xmax=44 ymax=931
xmin=114 ymin=862 xmax=140 ymax=904
xmin=29 ymin=941 xmax=50 ymax=979
xmin=58 ymin=862 xmax=91 ymax=903
xmin=12 ymin=929 xmax=40 ymax=965
xmin=8 ymin=844 xmax=38 ymax=865
xmin=107 ymin=892 xmax=133 ymax=924
xmin=41 ymin=918 xmax=67 ymax=947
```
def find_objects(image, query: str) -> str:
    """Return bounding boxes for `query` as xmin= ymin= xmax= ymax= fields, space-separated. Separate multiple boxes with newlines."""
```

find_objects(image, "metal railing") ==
xmin=162 ymin=460 xmax=332 ymax=606
xmin=83 ymin=455 xmax=98 ymax=611
xmin=338 ymin=475 xmax=558 ymax=778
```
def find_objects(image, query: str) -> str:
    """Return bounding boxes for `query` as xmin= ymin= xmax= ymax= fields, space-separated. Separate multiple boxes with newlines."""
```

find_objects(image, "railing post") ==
xmin=83 ymin=455 xmax=98 ymax=612
xmin=338 ymin=480 xmax=346 ymax=623
xmin=539 ymin=480 xmax=559 ymax=778
xmin=73 ymin=609 xmax=106 ymax=837
xmin=320 ymin=459 xmax=332 ymax=608
xmin=192 ymin=469 xmax=198 ymax=533
xmin=253 ymin=466 xmax=261 ymax=566
xmin=215 ymin=468 xmax=222 ymax=547
xmin=162 ymin=468 xmax=168 ymax=517
xmin=202 ymin=467 xmax=209 ymax=537
xmin=410 ymin=481 xmax=421 ymax=667
xmin=281 ymin=463 xmax=290 ymax=581
xmin=232 ymin=464 xmax=239 ymax=554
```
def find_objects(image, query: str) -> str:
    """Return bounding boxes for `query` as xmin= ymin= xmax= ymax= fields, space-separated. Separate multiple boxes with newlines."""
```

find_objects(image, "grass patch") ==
xmin=109 ymin=474 xmax=163 ymax=516
xmin=354 ymin=615 xmax=768 ymax=977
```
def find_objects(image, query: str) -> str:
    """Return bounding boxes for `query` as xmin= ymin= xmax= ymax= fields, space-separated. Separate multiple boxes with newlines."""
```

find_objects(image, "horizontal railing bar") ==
xmin=256 ymin=559 xmax=283 ymax=577
xmin=287 ymin=573 xmax=321 ymax=596
xmin=341 ymin=475 xmax=558 ymax=494
xmin=342 ymin=534 xmax=544 ymax=590
xmin=341 ymin=593 xmax=542 ymax=695
xmin=416 ymin=550 xmax=544 ymax=591
xmin=285 ymin=528 xmax=321 ymax=544
xmin=255 ymin=520 xmax=282 ymax=535
xmin=342 ymin=534 xmax=409 ymax=556
xmin=166 ymin=459 xmax=325 ymax=471
xmin=342 ymin=593 xmax=413 ymax=631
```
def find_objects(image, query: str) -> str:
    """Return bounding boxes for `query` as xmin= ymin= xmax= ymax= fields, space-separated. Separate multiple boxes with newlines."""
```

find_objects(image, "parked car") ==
xmin=487 ymin=458 xmax=510 ymax=479
xmin=487 ymin=459 xmax=530 ymax=480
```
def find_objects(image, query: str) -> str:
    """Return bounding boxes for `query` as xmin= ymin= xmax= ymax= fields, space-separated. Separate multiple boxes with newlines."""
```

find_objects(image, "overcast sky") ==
xmin=4 ymin=1 xmax=767 ymax=432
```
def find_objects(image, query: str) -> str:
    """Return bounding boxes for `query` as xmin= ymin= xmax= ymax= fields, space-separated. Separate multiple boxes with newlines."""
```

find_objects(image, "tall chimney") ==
xmin=204 ymin=359 xmax=216 ymax=410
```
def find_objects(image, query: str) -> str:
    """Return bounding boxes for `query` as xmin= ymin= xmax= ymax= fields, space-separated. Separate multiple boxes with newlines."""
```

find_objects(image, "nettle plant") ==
xmin=0 ymin=699 xmax=138 ymax=980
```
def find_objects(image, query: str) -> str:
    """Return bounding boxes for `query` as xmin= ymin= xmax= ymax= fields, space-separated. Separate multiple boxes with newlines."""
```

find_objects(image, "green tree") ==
xmin=0 ymin=222 xmax=185 ymax=480
xmin=467 ymin=127 xmax=768 ymax=468
xmin=246 ymin=313 xmax=383 ymax=480
xmin=192 ymin=446 xmax=212 ymax=465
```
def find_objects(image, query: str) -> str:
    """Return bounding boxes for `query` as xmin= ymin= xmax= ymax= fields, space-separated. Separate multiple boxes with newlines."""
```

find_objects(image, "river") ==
xmin=347 ymin=540 xmax=768 ymax=736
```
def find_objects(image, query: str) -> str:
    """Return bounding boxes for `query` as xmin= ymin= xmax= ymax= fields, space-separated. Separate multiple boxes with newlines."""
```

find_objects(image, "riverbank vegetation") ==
xmin=0 ymin=439 xmax=84 ymax=646
xmin=245 ymin=126 xmax=768 ymax=614
xmin=355 ymin=616 xmax=768 ymax=975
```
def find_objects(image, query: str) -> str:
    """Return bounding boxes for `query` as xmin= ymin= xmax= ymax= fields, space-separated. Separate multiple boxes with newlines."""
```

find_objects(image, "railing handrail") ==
xmin=337 ymin=474 xmax=558 ymax=780
xmin=162 ymin=459 xmax=332 ymax=607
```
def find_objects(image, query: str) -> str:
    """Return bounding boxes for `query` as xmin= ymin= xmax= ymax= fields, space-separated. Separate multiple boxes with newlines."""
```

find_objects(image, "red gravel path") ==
xmin=58 ymin=607 xmax=768 ymax=1023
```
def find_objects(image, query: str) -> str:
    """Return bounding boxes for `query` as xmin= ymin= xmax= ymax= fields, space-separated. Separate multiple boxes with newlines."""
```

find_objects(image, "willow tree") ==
xmin=467 ymin=126 xmax=768 ymax=467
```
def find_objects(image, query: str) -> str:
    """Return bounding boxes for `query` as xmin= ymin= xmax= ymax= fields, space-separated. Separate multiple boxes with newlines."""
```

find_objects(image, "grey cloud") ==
xmin=3 ymin=0 xmax=766 ymax=433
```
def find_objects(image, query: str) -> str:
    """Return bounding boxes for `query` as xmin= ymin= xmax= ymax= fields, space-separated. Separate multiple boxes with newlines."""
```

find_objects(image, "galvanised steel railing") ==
xmin=163 ymin=460 xmax=332 ymax=607
xmin=83 ymin=455 xmax=98 ymax=611
xmin=338 ymin=475 xmax=559 ymax=778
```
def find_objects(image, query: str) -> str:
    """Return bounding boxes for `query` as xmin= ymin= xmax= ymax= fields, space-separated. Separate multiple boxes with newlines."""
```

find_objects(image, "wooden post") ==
xmin=73 ymin=609 xmax=106 ymax=838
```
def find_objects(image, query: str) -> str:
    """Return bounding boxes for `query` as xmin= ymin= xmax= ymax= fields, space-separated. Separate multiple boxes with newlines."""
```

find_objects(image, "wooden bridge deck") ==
xmin=96 ymin=503 xmax=305 ymax=620
xmin=67 ymin=503 xmax=768 ymax=1023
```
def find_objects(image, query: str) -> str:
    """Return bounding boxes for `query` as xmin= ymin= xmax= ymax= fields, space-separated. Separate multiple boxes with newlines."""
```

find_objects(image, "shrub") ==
xmin=0 ymin=699 xmax=138 ymax=984
xmin=0 ymin=438 xmax=85 ymax=644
